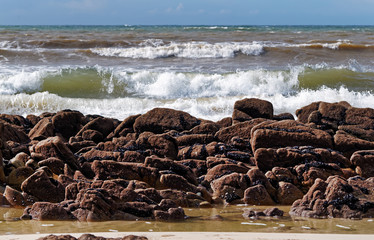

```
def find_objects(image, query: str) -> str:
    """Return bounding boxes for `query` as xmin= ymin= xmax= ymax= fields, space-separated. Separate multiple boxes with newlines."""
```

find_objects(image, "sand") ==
xmin=1 ymin=232 xmax=374 ymax=240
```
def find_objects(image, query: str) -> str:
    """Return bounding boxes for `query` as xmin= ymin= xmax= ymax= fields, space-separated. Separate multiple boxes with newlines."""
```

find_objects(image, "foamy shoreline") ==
xmin=2 ymin=232 xmax=374 ymax=240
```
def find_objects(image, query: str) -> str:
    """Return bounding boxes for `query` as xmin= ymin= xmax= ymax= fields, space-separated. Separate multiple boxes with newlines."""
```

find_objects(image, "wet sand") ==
xmin=2 ymin=232 xmax=374 ymax=240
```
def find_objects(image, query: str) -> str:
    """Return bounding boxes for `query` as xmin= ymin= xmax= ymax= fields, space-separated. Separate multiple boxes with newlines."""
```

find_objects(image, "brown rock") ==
xmin=91 ymin=160 xmax=159 ymax=187
xmin=247 ymin=168 xmax=276 ymax=199
xmin=7 ymin=166 xmax=34 ymax=189
xmin=175 ymin=134 xmax=214 ymax=146
xmin=30 ymin=136 xmax=79 ymax=170
xmin=296 ymin=102 xmax=321 ymax=123
xmin=38 ymin=157 xmax=65 ymax=175
xmin=154 ymin=207 xmax=185 ymax=221
xmin=158 ymin=173 xmax=197 ymax=192
xmin=82 ymin=130 xmax=104 ymax=143
xmin=27 ymin=202 xmax=75 ymax=220
xmin=205 ymin=164 xmax=249 ymax=182
xmin=254 ymin=146 xmax=350 ymax=172
xmin=21 ymin=170 xmax=65 ymax=203
xmin=144 ymin=156 xmax=197 ymax=184
xmin=133 ymin=108 xmax=200 ymax=134
xmin=29 ymin=117 xmax=55 ymax=141
xmin=76 ymin=117 xmax=115 ymax=139
xmin=277 ymin=181 xmax=304 ymax=205
xmin=187 ymin=122 xmax=220 ymax=135
xmin=146 ymin=134 xmax=178 ymax=159
xmin=108 ymin=114 xmax=140 ymax=139
xmin=52 ymin=110 xmax=85 ymax=141
xmin=351 ymin=150 xmax=374 ymax=178
xmin=250 ymin=120 xmax=333 ymax=153
xmin=210 ymin=173 xmax=250 ymax=203
xmin=243 ymin=185 xmax=275 ymax=205
xmin=334 ymin=130 xmax=374 ymax=158
xmin=233 ymin=98 xmax=273 ymax=122
xmin=214 ymin=118 xmax=268 ymax=144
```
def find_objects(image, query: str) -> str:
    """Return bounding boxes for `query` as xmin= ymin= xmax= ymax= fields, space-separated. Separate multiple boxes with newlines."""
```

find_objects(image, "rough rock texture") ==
xmin=251 ymin=120 xmax=333 ymax=153
xmin=232 ymin=98 xmax=273 ymax=122
xmin=290 ymin=176 xmax=374 ymax=219
xmin=133 ymin=108 xmax=200 ymax=133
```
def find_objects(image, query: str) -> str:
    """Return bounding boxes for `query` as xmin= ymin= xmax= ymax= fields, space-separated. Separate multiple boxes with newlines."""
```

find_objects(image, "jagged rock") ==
xmin=29 ymin=117 xmax=55 ymax=141
xmin=21 ymin=170 xmax=65 ymax=203
xmin=52 ymin=110 xmax=85 ymax=141
xmin=30 ymin=136 xmax=79 ymax=170
xmin=290 ymin=176 xmax=374 ymax=219
xmin=335 ymin=130 xmax=374 ymax=158
xmin=76 ymin=117 xmax=115 ymax=139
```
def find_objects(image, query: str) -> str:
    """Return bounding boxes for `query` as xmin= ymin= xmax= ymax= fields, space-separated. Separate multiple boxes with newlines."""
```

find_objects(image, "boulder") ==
xmin=30 ymin=136 xmax=79 ymax=170
xmin=276 ymin=181 xmax=304 ymax=205
xmin=254 ymin=146 xmax=350 ymax=172
xmin=290 ymin=176 xmax=374 ymax=219
xmin=351 ymin=150 xmax=374 ymax=178
xmin=28 ymin=117 xmax=54 ymax=141
xmin=334 ymin=130 xmax=374 ymax=158
xmin=233 ymin=98 xmax=273 ymax=122
xmin=76 ymin=117 xmax=115 ymax=139
xmin=210 ymin=173 xmax=250 ymax=203
xmin=133 ymin=108 xmax=200 ymax=134
xmin=205 ymin=164 xmax=249 ymax=182
xmin=214 ymin=118 xmax=268 ymax=144
xmin=26 ymin=202 xmax=75 ymax=220
xmin=21 ymin=170 xmax=65 ymax=203
xmin=52 ymin=110 xmax=85 ymax=141
xmin=243 ymin=185 xmax=275 ymax=205
xmin=250 ymin=120 xmax=333 ymax=153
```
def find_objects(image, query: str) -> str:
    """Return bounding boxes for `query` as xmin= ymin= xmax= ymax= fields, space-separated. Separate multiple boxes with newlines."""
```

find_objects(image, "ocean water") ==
xmin=1 ymin=25 xmax=374 ymax=121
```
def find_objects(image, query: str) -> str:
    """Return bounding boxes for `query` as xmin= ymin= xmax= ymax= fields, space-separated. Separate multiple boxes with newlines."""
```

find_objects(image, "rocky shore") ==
xmin=1 ymin=98 xmax=374 ymax=221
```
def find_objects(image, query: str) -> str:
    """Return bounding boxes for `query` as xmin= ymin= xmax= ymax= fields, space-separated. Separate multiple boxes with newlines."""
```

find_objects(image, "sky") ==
xmin=0 ymin=0 xmax=374 ymax=25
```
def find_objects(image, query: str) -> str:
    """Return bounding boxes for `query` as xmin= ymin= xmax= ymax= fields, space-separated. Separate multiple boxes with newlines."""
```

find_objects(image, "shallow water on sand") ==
xmin=1 ymin=206 xmax=374 ymax=235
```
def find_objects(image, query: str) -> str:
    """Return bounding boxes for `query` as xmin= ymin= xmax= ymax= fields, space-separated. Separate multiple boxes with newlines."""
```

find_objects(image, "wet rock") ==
xmin=21 ymin=170 xmax=65 ymax=203
xmin=247 ymin=168 xmax=277 ymax=199
xmin=205 ymin=164 xmax=249 ymax=182
xmin=254 ymin=146 xmax=350 ymax=172
xmin=296 ymin=102 xmax=321 ymax=123
xmin=210 ymin=173 xmax=250 ymax=203
xmin=158 ymin=173 xmax=197 ymax=193
xmin=154 ymin=207 xmax=185 ymax=221
xmin=76 ymin=117 xmax=116 ymax=139
xmin=335 ymin=130 xmax=374 ymax=158
xmin=133 ymin=108 xmax=200 ymax=134
xmin=82 ymin=130 xmax=104 ymax=143
xmin=30 ymin=136 xmax=79 ymax=170
xmin=4 ymin=186 xmax=27 ymax=206
xmin=273 ymin=113 xmax=294 ymax=121
xmin=250 ymin=120 xmax=333 ymax=153
xmin=7 ymin=166 xmax=34 ymax=189
xmin=108 ymin=114 xmax=141 ymax=139
xmin=214 ymin=118 xmax=268 ymax=144
xmin=243 ymin=184 xmax=275 ymax=205
xmin=52 ymin=110 xmax=85 ymax=141
xmin=91 ymin=160 xmax=159 ymax=187
xmin=38 ymin=157 xmax=65 ymax=175
xmin=290 ymin=176 xmax=374 ymax=219
xmin=263 ymin=207 xmax=284 ymax=217
xmin=37 ymin=234 xmax=77 ymax=240
xmin=187 ymin=122 xmax=220 ymax=135
xmin=233 ymin=98 xmax=273 ymax=122
xmin=121 ymin=151 xmax=146 ymax=163
xmin=27 ymin=202 xmax=75 ymax=220
xmin=144 ymin=155 xmax=197 ymax=184
xmin=277 ymin=181 xmax=304 ymax=205
xmin=351 ymin=150 xmax=374 ymax=178
xmin=29 ymin=117 xmax=55 ymax=141
xmin=175 ymin=134 xmax=214 ymax=146
xmin=145 ymin=134 xmax=178 ymax=159
xmin=178 ymin=144 xmax=208 ymax=160
xmin=2 ymin=121 xmax=30 ymax=144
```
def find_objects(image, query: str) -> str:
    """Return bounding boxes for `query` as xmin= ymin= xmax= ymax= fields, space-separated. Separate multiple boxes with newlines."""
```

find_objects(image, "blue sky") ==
xmin=1 ymin=0 xmax=374 ymax=25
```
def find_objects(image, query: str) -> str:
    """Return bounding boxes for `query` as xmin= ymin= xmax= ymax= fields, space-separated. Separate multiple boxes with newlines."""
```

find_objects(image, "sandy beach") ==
xmin=2 ymin=232 xmax=374 ymax=240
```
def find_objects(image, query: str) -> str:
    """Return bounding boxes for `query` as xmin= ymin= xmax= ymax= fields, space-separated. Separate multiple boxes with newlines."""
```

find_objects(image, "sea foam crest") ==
xmin=91 ymin=41 xmax=264 ymax=59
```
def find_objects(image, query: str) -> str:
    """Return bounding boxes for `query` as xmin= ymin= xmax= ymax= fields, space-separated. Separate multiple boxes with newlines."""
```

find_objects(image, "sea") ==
xmin=1 ymin=25 xmax=374 ymax=121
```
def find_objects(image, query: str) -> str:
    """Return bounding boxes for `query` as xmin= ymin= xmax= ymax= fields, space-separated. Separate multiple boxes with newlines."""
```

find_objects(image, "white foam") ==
xmin=91 ymin=41 xmax=264 ymax=59
xmin=0 ymin=69 xmax=46 ymax=94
